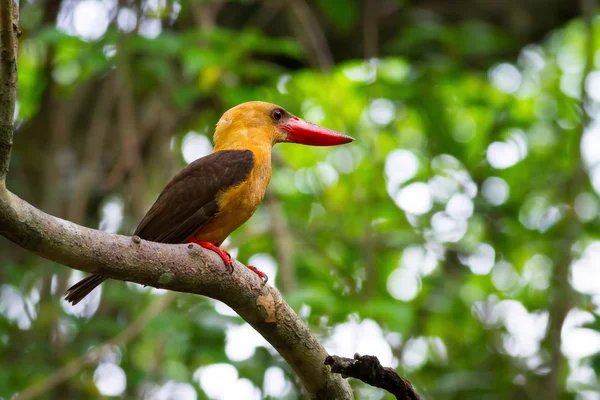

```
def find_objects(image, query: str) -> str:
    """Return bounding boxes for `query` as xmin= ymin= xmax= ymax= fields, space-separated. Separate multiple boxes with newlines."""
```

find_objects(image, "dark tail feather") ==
xmin=64 ymin=274 xmax=107 ymax=305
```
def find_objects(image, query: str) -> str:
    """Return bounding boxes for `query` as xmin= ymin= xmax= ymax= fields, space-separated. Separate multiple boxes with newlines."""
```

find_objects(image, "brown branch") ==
xmin=363 ymin=0 xmax=379 ymax=58
xmin=16 ymin=292 xmax=177 ymax=400
xmin=67 ymin=76 xmax=116 ymax=224
xmin=545 ymin=1 xmax=595 ymax=398
xmin=0 ymin=0 xmax=17 ymax=182
xmin=325 ymin=354 xmax=421 ymax=400
xmin=285 ymin=0 xmax=334 ymax=69
xmin=116 ymin=37 xmax=147 ymax=222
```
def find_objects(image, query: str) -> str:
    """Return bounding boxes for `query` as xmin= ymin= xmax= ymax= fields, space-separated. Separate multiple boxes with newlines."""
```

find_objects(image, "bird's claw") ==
xmin=187 ymin=239 xmax=266 ymax=283
xmin=246 ymin=265 xmax=268 ymax=284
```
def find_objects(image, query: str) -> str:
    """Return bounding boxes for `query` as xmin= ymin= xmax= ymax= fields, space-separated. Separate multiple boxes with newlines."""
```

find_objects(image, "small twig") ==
xmin=285 ymin=0 xmax=333 ymax=69
xmin=16 ymin=292 xmax=176 ymax=400
xmin=190 ymin=0 xmax=224 ymax=28
xmin=266 ymin=192 xmax=296 ymax=293
xmin=325 ymin=353 xmax=422 ymax=400
xmin=363 ymin=0 xmax=379 ymax=58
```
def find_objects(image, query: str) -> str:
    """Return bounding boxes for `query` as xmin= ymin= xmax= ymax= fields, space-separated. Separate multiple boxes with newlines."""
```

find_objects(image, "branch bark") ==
xmin=325 ymin=353 xmax=421 ymax=400
xmin=0 ymin=0 xmax=17 ymax=182
xmin=0 ymin=3 xmax=352 ymax=399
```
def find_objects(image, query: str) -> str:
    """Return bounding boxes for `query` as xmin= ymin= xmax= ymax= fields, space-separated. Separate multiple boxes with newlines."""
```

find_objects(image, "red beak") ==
xmin=280 ymin=116 xmax=354 ymax=146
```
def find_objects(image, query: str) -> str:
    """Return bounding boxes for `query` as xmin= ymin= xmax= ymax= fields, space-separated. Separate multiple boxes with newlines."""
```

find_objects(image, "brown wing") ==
xmin=133 ymin=150 xmax=255 ymax=244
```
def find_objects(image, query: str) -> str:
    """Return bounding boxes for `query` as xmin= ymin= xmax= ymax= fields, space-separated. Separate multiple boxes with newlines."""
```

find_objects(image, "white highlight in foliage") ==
xmin=99 ymin=197 xmax=124 ymax=234
xmin=385 ymin=149 xmax=419 ymax=189
xmin=519 ymin=195 xmax=562 ymax=232
xmin=387 ymin=268 xmax=421 ymax=301
xmin=195 ymin=364 xmax=260 ymax=400
xmin=557 ymin=46 xmax=584 ymax=73
xmin=225 ymin=323 xmax=272 ymax=362
xmin=343 ymin=60 xmax=377 ymax=82
xmin=491 ymin=261 xmax=520 ymax=292
xmin=117 ymin=8 xmax=137 ymax=33
xmin=431 ymin=212 xmax=467 ymax=242
xmin=0 ymin=285 xmax=34 ymax=330
xmin=489 ymin=63 xmax=521 ymax=93
xmin=582 ymin=122 xmax=600 ymax=168
xmin=277 ymin=74 xmax=291 ymax=94
xmin=463 ymin=243 xmax=495 ymax=275
xmin=585 ymin=72 xmax=600 ymax=102
xmin=194 ymin=364 xmax=238 ymax=398
xmin=394 ymin=182 xmax=432 ymax=215
xmin=574 ymin=192 xmax=598 ymax=222
xmin=446 ymin=193 xmax=474 ymax=219
xmin=139 ymin=18 xmax=162 ymax=39
xmin=592 ymin=166 xmax=600 ymax=196
xmin=324 ymin=318 xmax=395 ymax=368
xmin=264 ymin=367 xmax=291 ymax=398
xmin=328 ymin=147 xmax=358 ymax=174
xmin=369 ymin=99 xmax=395 ymax=125
xmin=72 ymin=1 xmax=110 ymax=40
xmin=401 ymin=337 xmax=429 ymax=369
xmin=498 ymin=301 xmax=548 ymax=358
xmin=301 ymin=100 xmax=326 ymax=124
xmin=148 ymin=381 xmax=197 ymax=400
xmin=400 ymin=245 xmax=439 ymax=276
xmin=182 ymin=132 xmax=213 ymax=164
xmin=482 ymin=177 xmax=510 ymax=205
xmin=214 ymin=301 xmax=238 ymax=317
xmin=571 ymin=242 xmax=600 ymax=296
xmin=523 ymin=254 xmax=552 ymax=290
xmin=487 ymin=142 xmax=519 ymax=169
xmin=560 ymin=73 xmax=582 ymax=99
xmin=562 ymin=309 xmax=600 ymax=359
xmin=94 ymin=363 xmax=126 ymax=397
xmin=316 ymin=162 xmax=339 ymax=187
xmin=519 ymin=45 xmax=546 ymax=71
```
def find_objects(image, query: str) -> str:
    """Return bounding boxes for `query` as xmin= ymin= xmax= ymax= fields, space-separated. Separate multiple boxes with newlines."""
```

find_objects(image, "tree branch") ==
xmin=325 ymin=354 xmax=421 ymax=400
xmin=0 ymin=0 xmax=17 ymax=182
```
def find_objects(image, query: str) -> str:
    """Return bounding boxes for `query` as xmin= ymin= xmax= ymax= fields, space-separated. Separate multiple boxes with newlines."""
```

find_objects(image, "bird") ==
xmin=64 ymin=101 xmax=354 ymax=305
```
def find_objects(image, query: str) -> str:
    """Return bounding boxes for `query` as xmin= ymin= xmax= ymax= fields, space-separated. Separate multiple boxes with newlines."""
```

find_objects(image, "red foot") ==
xmin=188 ymin=238 xmax=233 ymax=273
xmin=247 ymin=265 xmax=268 ymax=284
xmin=188 ymin=239 xmax=268 ymax=284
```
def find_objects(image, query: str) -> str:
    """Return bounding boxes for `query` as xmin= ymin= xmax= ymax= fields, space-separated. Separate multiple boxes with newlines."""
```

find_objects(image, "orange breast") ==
xmin=194 ymin=148 xmax=272 ymax=246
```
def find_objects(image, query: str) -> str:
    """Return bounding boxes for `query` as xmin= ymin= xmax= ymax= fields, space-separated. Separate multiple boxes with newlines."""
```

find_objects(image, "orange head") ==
xmin=213 ymin=101 xmax=354 ymax=151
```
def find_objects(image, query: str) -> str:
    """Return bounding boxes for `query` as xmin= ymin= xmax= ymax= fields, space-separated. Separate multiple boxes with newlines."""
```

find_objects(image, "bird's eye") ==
xmin=272 ymin=109 xmax=283 ymax=121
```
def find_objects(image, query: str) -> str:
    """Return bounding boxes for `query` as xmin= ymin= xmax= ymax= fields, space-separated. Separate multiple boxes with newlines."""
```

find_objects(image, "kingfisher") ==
xmin=65 ymin=101 xmax=354 ymax=304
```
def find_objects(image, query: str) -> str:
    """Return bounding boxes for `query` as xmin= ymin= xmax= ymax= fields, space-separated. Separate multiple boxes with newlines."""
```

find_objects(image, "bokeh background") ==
xmin=1 ymin=0 xmax=600 ymax=399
